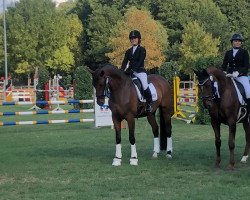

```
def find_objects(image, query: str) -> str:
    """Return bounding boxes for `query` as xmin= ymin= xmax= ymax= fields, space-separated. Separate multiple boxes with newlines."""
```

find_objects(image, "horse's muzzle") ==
xmin=97 ymin=97 xmax=105 ymax=106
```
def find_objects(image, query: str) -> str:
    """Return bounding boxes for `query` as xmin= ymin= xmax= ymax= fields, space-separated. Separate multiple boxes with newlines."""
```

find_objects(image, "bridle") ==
xmin=96 ymin=76 xmax=111 ymax=99
xmin=198 ymin=77 xmax=216 ymax=101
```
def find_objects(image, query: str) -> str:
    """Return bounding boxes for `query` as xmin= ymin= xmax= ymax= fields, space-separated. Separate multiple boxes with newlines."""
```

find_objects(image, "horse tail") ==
xmin=159 ymin=106 xmax=169 ymax=150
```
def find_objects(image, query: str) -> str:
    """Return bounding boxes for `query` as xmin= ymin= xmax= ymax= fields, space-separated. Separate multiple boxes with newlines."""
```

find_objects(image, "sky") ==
xmin=0 ymin=0 xmax=68 ymax=10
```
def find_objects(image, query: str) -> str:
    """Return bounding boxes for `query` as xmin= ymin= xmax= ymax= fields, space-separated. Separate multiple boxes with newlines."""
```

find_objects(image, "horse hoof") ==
xmin=112 ymin=158 xmax=122 ymax=166
xmin=130 ymin=158 xmax=138 ymax=166
xmin=240 ymin=155 xmax=249 ymax=164
xmin=226 ymin=165 xmax=235 ymax=171
xmin=166 ymin=154 xmax=172 ymax=159
xmin=152 ymin=152 xmax=158 ymax=159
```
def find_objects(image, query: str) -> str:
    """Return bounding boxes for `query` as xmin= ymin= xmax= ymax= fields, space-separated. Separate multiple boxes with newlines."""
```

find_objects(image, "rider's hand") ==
xmin=232 ymin=71 xmax=239 ymax=78
xmin=226 ymin=73 xmax=233 ymax=77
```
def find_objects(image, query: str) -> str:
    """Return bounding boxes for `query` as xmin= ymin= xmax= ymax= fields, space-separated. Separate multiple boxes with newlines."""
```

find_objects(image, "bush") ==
xmin=73 ymin=66 xmax=93 ymax=109
xmin=159 ymin=61 xmax=181 ymax=115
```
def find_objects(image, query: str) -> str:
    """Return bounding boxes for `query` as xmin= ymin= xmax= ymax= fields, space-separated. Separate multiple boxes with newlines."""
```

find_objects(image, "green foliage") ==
xmin=194 ymin=56 xmax=223 ymax=72
xmin=73 ymin=66 xmax=93 ymax=108
xmin=45 ymin=45 xmax=74 ymax=73
xmin=61 ymin=75 xmax=72 ymax=89
xmin=159 ymin=61 xmax=180 ymax=83
xmin=156 ymin=0 xmax=229 ymax=58
xmin=180 ymin=21 xmax=220 ymax=74
xmin=195 ymin=93 xmax=211 ymax=125
xmin=81 ymin=3 xmax=122 ymax=65
xmin=214 ymin=0 xmax=250 ymax=51
xmin=5 ymin=0 xmax=76 ymax=75
xmin=159 ymin=61 xmax=180 ymax=114
xmin=36 ymin=66 xmax=50 ymax=108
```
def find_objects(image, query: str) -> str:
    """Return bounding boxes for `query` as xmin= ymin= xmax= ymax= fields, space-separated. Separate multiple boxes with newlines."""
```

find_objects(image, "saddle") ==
xmin=214 ymin=78 xmax=246 ymax=104
xmin=130 ymin=74 xmax=158 ymax=102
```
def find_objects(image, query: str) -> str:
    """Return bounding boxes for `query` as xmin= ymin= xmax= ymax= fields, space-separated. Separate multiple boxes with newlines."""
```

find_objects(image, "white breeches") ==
xmin=235 ymin=76 xmax=250 ymax=99
xmin=133 ymin=72 xmax=149 ymax=90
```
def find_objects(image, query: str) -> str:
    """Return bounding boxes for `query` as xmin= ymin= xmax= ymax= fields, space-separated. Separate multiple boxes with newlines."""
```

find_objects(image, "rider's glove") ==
xmin=226 ymin=73 xmax=233 ymax=77
xmin=226 ymin=71 xmax=239 ymax=78
xmin=232 ymin=71 xmax=239 ymax=78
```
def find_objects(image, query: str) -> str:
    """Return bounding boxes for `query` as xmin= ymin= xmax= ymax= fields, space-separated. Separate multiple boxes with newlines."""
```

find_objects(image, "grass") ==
xmin=1 ymin=106 xmax=250 ymax=199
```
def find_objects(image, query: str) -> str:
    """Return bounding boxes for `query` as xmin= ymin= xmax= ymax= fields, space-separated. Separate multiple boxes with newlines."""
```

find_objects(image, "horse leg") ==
xmin=211 ymin=119 xmax=221 ymax=168
xmin=112 ymin=117 xmax=122 ymax=166
xmin=127 ymin=115 xmax=138 ymax=165
xmin=160 ymin=107 xmax=172 ymax=158
xmin=228 ymin=122 xmax=236 ymax=170
xmin=240 ymin=122 xmax=250 ymax=163
xmin=147 ymin=114 xmax=160 ymax=158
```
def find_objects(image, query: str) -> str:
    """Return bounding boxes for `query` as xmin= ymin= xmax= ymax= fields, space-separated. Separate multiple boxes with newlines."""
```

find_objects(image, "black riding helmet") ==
xmin=230 ymin=33 xmax=243 ymax=42
xmin=129 ymin=30 xmax=141 ymax=40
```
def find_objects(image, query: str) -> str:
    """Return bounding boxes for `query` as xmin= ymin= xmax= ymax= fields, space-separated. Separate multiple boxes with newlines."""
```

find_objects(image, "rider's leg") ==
xmin=235 ymin=76 xmax=250 ymax=120
xmin=133 ymin=72 xmax=153 ymax=112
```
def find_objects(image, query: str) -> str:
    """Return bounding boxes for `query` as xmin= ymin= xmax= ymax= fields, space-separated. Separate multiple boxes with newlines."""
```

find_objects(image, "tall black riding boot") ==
xmin=144 ymin=87 xmax=153 ymax=113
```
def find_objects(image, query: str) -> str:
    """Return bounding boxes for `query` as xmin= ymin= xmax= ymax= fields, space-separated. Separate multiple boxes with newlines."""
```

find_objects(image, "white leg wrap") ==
xmin=154 ymin=137 xmax=160 ymax=153
xmin=240 ymin=155 xmax=249 ymax=163
xmin=166 ymin=137 xmax=173 ymax=158
xmin=112 ymin=158 xmax=122 ymax=166
xmin=167 ymin=137 xmax=173 ymax=152
xmin=131 ymin=144 xmax=137 ymax=158
xmin=152 ymin=137 xmax=160 ymax=158
xmin=115 ymin=144 xmax=122 ymax=158
xmin=112 ymin=144 xmax=122 ymax=166
xmin=130 ymin=144 xmax=138 ymax=165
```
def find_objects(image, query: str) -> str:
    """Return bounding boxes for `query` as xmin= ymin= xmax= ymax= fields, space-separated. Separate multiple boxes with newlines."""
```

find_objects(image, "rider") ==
xmin=120 ymin=30 xmax=153 ymax=112
xmin=222 ymin=33 xmax=250 ymax=119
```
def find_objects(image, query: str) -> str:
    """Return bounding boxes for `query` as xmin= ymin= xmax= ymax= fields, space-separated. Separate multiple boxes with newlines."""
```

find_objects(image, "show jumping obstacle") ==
xmin=0 ymin=99 xmax=95 ymax=126
xmin=172 ymin=76 xmax=198 ymax=123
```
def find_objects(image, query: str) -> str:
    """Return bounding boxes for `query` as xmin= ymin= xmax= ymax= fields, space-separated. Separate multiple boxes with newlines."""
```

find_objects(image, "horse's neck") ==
xmin=109 ymin=74 xmax=132 ymax=94
xmin=217 ymin=78 xmax=233 ymax=97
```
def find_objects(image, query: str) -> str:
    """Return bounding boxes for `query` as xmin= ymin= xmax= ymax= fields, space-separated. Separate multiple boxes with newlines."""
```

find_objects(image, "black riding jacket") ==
xmin=121 ymin=45 xmax=146 ymax=73
xmin=222 ymin=48 xmax=250 ymax=76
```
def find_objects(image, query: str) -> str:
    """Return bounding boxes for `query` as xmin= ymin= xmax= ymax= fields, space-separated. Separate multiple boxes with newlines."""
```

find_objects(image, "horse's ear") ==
xmin=100 ymin=70 xmax=105 ymax=77
xmin=194 ymin=69 xmax=206 ymax=77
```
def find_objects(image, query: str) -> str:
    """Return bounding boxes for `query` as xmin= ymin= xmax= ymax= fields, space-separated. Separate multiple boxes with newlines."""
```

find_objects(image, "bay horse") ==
xmin=195 ymin=66 xmax=250 ymax=169
xmin=90 ymin=64 xmax=172 ymax=166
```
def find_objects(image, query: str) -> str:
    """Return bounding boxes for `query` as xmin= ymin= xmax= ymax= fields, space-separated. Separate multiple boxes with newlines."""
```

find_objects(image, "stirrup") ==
xmin=146 ymin=103 xmax=153 ymax=113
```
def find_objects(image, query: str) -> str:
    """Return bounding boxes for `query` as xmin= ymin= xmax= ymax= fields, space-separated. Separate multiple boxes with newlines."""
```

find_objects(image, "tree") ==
xmin=179 ymin=21 xmax=220 ymax=73
xmin=156 ymin=0 xmax=229 ymax=60
xmin=45 ymin=45 xmax=74 ymax=73
xmin=0 ymin=18 xmax=4 ymax=76
xmin=65 ymin=14 xmax=84 ymax=67
xmin=83 ymin=3 xmax=122 ymax=66
xmin=6 ymin=0 xmax=69 ymax=75
xmin=214 ymin=0 xmax=250 ymax=51
xmin=107 ymin=6 xmax=168 ymax=70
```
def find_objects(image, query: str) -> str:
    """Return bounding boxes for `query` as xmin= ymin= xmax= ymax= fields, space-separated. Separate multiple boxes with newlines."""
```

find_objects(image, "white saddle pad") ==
xmin=133 ymin=83 xmax=158 ymax=102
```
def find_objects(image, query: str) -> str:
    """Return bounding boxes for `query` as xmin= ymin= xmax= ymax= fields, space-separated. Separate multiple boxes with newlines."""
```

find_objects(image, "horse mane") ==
xmin=99 ymin=64 xmax=128 ymax=79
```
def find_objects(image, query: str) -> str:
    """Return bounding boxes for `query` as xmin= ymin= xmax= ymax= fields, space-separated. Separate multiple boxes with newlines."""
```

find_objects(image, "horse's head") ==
xmin=194 ymin=68 xmax=216 ymax=109
xmin=89 ymin=67 xmax=108 ymax=106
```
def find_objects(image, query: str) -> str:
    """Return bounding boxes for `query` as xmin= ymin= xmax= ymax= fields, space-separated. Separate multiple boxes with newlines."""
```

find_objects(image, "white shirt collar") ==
xmin=233 ymin=48 xmax=239 ymax=57
xmin=132 ymin=45 xmax=138 ymax=54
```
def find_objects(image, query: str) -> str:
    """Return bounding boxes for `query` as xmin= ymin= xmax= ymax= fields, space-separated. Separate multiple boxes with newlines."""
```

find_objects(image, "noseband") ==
xmin=96 ymin=77 xmax=111 ymax=99
xmin=198 ymin=77 xmax=216 ymax=101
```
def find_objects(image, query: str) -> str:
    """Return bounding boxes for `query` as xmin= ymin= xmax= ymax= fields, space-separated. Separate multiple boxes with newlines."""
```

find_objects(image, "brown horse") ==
xmin=90 ymin=64 xmax=172 ymax=166
xmin=195 ymin=66 xmax=250 ymax=169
